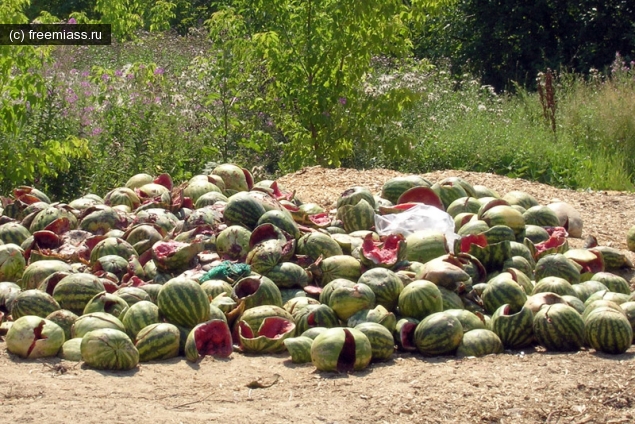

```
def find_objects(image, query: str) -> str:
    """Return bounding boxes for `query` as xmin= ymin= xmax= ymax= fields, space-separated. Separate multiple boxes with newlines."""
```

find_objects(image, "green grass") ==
xmin=363 ymin=59 xmax=635 ymax=191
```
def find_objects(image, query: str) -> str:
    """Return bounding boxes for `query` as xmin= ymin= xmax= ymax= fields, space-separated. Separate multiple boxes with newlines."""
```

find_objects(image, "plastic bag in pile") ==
xmin=374 ymin=204 xmax=460 ymax=252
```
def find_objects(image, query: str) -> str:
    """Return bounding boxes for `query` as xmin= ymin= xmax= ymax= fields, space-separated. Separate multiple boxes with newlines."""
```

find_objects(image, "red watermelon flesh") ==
xmin=195 ymin=320 xmax=233 ymax=358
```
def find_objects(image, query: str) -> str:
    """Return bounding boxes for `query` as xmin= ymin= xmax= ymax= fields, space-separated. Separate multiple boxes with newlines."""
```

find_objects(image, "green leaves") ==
xmin=234 ymin=0 xmax=421 ymax=170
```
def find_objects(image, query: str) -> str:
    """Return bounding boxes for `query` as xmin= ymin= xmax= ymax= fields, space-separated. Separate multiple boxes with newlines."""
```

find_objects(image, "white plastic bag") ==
xmin=374 ymin=204 xmax=460 ymax=251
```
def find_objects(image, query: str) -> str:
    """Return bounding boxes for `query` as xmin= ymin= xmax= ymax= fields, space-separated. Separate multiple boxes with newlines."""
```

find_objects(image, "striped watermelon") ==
xmin=46 ymin=309 xmax=79 ymax=341
xmin=534 ymin=254 xmax=581 ymax=285
xmin=135 ymin=323 xmax=181 ymax=362
xmin=591 ymin=246 xmax=633 ymax=270
xmin=347 ymin=305 xmax=397 ymax=333
xmin=502 ymin=191 xmax=539 ymax=209
xmin=444 ymin=309 xmax=486 ymax=333
xmin=277 ymin=260 xmax=321 ymax=288
xmin=481 ymin=225 xmax=516 ymax=244
xmin=223 ymin=192 xmax=267 ymax=229
xmin=292 ymin=304 xmax=340 ymax=334
xmin=589 ymin=272 xmax=631 ymax=295
xmin=489 ymin=304 xmax=534 ymax=349
xmin=531 ymin=277 xmax=576 ymax=297
xmin=353 ymin=322 xmax=395 ymax=361
xmin=397 ymin=280 xmax=443 ymax=320
xmin=83 ymin=292 xmax=129 ymax=317
xmin=0 ymin=222 xmax=31 ymax=246
xmin=582 ymin=301 xmax=623 ymax=321
xmin=0 ymin=243 xmax=26 ymax=283
xmin=619 ymin=302 xmax=635 ymax=341
xmin=481 ymin=277 xmax=527 ymax=315
xmin=311 ymin=327 xmax=372 ymax=372
xmin=200 ymin=279 xmax=233 ymax=300
xmin=231 ymin=275 xmax=283 ymax=310
xmin=446 ymin=197 xmax=482 ymax=218
xmin=104 ymin=187 xmax=141 ymax=209
xmin=58 ymin=338 xmax=83 ymax=361
xmin=584 ymin=308 xmax=632 ymax=354
xmin=81 ymin=328 xmax=139 ymax=371
xmin=10 ymin=289 xmax=60 ymax=319
xmin=584 ymin=290 xmax=630 ymax=307
xmin=5 ymin=316 xmax=65 ymax=359
xmin=336 ymin=186 xmax=376 ymax=209
xmin=571 ymin=280 xmax=609 ymax=303
xmin=113 ymin=287 xmax=153 ymax=306
xmin=19 ymin=260 xmax=73 ymax=290
xmin=533 ymin=303 xmax=585 ymax=351
xmin=405 ymin=230 xmax=449 ymax=264
xmin=71 ymin=312 xmax=126 ymax=338
xmin=413 ymin=311 xmax=464 ymax=356
xmin=381 ymin=176 xmax=432 ymax=204
xmin=121 ymin=300 xmax=161 ymax=338
xmin=456 ymin=329 xmax=504 ymax=357
xmin=439 ymin=287 xmax=464 ymax=310
xmin=432 ymin=181 xmax=468 ymax=209
xmin=296 ymin=232 xmax=343 ymax=261
xmin=157 ymin=277 xmax=211 ymax=328
xmin=357 ymin=267 xmax=404 ymax=312
xmin=338 ymin=199 xmax=375 ymax=233
xmin=326 ymin=283 xmax=376 ymax=321
xmin=89 ymin=237 xmax=137 ymax=265
xmin=522 ymin=206 xmax=560 ymax=227
xmin=52 ymin=273 xmax=106 ymax=315
xmin=283 ymin=336 xmax=314 ymax=363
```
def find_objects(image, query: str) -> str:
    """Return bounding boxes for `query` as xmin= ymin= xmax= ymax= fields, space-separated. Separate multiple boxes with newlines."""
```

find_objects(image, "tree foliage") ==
xmin=415 ymin=0 xmax=635 ymax=91
xmin=223 ymin=0 xmax=425 ymax=170
xmin=0 ymin=0 xmax=90 ymax=193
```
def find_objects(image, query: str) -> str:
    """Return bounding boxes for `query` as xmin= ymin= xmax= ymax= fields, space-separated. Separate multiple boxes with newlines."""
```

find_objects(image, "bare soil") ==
xmin=3 ymin=167 xmax=635 ymax=424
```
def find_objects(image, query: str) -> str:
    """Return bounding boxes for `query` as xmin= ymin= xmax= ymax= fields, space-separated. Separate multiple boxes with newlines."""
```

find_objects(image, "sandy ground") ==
xmin=3 ymin=166 xmax=635 ymax=423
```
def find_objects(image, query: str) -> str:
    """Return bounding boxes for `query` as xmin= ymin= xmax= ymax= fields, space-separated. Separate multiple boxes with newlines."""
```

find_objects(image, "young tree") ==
xmin=226 ymin=0 xmax=426 ymax=170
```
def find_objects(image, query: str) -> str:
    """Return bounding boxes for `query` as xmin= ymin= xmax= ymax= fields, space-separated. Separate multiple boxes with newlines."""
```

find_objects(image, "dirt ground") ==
xmin=3 ymin=166 xmax=635 ymax=424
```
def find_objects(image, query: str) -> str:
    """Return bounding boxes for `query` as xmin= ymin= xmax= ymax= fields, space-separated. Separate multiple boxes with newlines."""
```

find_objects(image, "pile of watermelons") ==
xmin=1 ymin=163 xmax=634 ymax=372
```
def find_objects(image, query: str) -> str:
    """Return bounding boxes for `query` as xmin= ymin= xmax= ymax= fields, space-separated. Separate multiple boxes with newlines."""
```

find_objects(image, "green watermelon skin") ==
xmin=354 ymin=322 xmax=395 ymax=362
xmin=481 ymin=277 xmax=527 ymax=315
xmin=81 ymin=328 xmax=139 ymax=371
xmin=533 ymin=304 xmax=585 ymax=352
xmin=456 ymin=329 xmax=504 ymax=357
xmin=52 ymin=274 xmax=106 ymax=316
xmin=10 ymin=289 xmax=60 ymax=319
xmin=584 ymin=308 xmax=633 ymax=354
xmin=223 ymin=192 xmax=267 ymax=229
xmin=135 ymin=323 xmax=181 ymax=362
xmin=310 ymin=327 xmax=373 ymax=372
xmin=397 ymin=280 xmax=443 ymax=321
xmin=122 ymin=300 xmax=161 ymax=339
xmin=381 ymin=176 xmax=431 ymax=204
xmin=157 ymin=277 xmax=211 ymax=328
xmin=0 ymin=222 xmax=31 ymax=246
xmin=413 ymin=312 xmax=464 ymax=356
xmin=338 ymin=200 xmax=375 ymax=233
xmin=489 ymin=304 xmax=534 ymax=349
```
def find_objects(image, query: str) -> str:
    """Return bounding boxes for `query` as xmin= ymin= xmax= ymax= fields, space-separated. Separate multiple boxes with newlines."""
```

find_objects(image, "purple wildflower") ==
xmin=154 ymin=67 xmax=164 ymax=75
xmin=338 ymin=97 xmax=347 ymax=105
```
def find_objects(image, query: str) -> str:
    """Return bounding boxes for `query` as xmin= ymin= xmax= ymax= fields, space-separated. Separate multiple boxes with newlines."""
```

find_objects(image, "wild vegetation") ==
xmin=1 ymin=0 xmax=634 ymax=200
